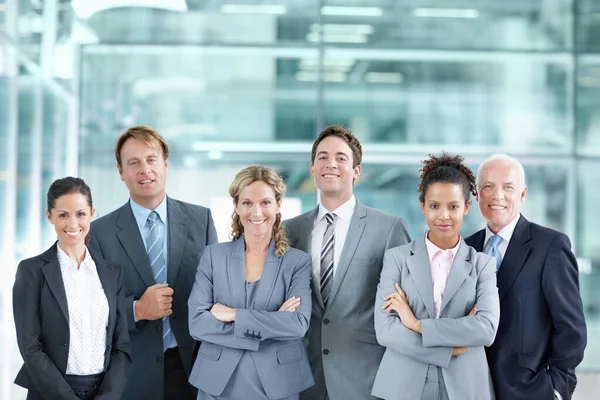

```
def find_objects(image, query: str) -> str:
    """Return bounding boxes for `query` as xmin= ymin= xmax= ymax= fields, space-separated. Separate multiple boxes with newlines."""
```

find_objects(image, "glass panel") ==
xmin=78 ymin=0 xmax=318 ymax=46
xmin=322 ymin=53 xmax=573 ymax=150
xmin=321 ymin=0 xmax=573 ymax=51
xmin=577 ymin=56 xmax=600 ymax=154
xmin=79 ymin=48 xmax=319 ymax=146
xmin=577 ymin=0 xmax=600 ymax=52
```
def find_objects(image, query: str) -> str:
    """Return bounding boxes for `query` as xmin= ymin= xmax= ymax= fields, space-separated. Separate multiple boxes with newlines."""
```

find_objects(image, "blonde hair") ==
xmin=115 ymin=125 xmax=169 ymax=168
xmin=229 ymin=166 xmax=289 ymax=257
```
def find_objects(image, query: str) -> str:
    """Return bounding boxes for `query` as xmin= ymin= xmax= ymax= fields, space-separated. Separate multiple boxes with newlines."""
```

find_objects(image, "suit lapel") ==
xmin=40 ymin=244 xmax=69 ymax=324
xmin=405 ymin=239 xmax=435 ymax=319
xmin=469 ymin=229 xmax=486 ymax=252
xmin=253 ymin=241 xmax=283 ymax=311
xmin=327 ymin=202 xmax=367 ymax=306
xmin=497 ymin=215 xmax=531 ymax=301
xmin=166 ymin=197 xmax=189 ymax=286
xmin=439 ymin=240 xmax=474 ymax=315
xmin=115 ymin=202 xmax=155 ymax=287
xmin=227 ymin=239 xmax=247 ymax=309
xmin=94 ymin=255 xmax=116 ymax=347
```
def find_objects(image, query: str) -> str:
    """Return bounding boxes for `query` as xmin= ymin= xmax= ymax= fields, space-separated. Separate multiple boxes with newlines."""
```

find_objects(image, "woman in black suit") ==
xmin=13 ymin=177 xmax=131 ymax=400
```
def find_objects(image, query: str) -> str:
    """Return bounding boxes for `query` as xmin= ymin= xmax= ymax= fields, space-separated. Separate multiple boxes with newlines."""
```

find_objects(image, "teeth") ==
xmin=65 ymin=231 xmax=80 ymax=237
xmin=250 ymin=220 xmax=265 ymax=225
xmin=323 ymin=174 xmax=338 ymax=178
xmin=140 ymin=180 xmax=152 ymax=184
xmin=490 ymin=206 xmax=505 ymax=210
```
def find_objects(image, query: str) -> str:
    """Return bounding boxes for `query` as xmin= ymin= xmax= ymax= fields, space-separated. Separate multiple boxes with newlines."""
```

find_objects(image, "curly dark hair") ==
xmin=418 ymin=151 xmax=476 ymax=204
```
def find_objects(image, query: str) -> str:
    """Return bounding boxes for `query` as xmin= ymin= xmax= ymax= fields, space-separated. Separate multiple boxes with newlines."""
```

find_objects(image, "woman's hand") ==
xmin=383 ymin=283 xmax=421 ymax=333
xmin=278 ymin=296 xmax=301 ymax=312
xmin=210 ymin=303 xmax=236 ymax=322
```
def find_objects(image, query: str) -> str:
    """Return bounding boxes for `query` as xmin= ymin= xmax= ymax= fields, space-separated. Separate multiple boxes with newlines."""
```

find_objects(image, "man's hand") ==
xmin=278 ymin=297 xmax=301 ymax=312
xmin=210 ymin=303 xmax=236 ymax=322
xmin=452 ymin=347 xmax=468 ymax=356
xmin=134 ymin=283 xmax=173 ymax=321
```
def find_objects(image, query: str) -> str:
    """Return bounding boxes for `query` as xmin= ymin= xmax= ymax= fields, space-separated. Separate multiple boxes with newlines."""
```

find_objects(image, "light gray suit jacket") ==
xmin=372 ymin=238 xmax=499 ymax=400
xmin=187 ymin=238 xmax=315 ymax=399
xmin=285 ymin=201 xmax=411 ymax=400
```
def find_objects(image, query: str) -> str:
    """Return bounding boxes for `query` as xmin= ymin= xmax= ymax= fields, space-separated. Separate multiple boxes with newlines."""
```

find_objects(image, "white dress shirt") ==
xmin=57 ymin=245 xmax=109 ymax=375
xmin=483 ymin=214 xmax=521 ymax=258
xmin=424 ymin=234 xmax=460 ymax=319
xmin=310 ymin=196 xmax=356 ymax=287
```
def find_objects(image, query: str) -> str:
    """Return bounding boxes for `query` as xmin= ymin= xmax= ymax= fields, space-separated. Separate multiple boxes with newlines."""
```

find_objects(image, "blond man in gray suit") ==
xmin=285 ymin=125 xmax=411 ymax=400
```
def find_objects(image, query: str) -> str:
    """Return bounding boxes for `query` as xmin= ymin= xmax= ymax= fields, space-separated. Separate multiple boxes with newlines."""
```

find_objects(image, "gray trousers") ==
xmin=421 ymin=365 xmax=449 ymax=400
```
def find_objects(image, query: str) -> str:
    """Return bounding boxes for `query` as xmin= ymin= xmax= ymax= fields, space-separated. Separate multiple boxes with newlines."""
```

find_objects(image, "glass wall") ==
xmin=2 ymin=0 xmax=600 ymax=398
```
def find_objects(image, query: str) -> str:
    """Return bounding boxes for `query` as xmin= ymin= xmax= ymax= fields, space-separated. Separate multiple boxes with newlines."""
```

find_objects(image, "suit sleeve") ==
xmin=188 ymin=246 xmax=260 ymax=351
xmin=374 ymin=249 xmax=453 ymax=368
xmin=385 ymin=217 xmax=411 ymax=250
xmin=206 ymin=208 xmax=218 ymax=245
xmin=12 ymin=260 xmax=80 ymax=400
xmin=233 ymin=253 xmax=312 ymax=341
xmin=89 ymin=228 xmax=141 ymax=333
xmin=421 ymin=257 xmax=500 ymax=348
xmin=542 ymin=234 xmax=587 ymax=400
xmin=96 ymin=264 xmax=132 ymax=400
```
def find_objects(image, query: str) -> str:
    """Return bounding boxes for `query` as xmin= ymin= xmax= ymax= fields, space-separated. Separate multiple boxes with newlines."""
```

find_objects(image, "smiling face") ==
xmin=234 ymin=180 xmax=281 ymax=241
xmin=46 ymin=192 xmax=95 ymax=247
xmin=421 ymin=182 xmax=470 ymax=249
xmin=310 ymin=135 xmax=361 ymax=203
xmin=477 ymin=159 xmax=527 ymax=233
xmin=118 ymin=137 xmax=168 ymax=210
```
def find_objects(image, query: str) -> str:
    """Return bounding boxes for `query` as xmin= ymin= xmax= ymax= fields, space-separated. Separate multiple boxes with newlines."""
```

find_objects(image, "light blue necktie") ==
xmin=146 ymin=211 xmax=175 ymax=351
xmin=485 ymin=234 xmax=503 ymax=271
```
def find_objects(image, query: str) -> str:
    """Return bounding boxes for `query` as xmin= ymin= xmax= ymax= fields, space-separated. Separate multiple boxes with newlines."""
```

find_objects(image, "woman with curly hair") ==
xmin=371 ymin=152 xmax=500 ymax=400
xmin=187 ymin=165 xmax=314 ymax=400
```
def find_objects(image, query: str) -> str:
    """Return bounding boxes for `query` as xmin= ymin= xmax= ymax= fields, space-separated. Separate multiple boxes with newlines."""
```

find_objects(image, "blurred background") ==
xmin=1 ymin=0 xmax=600 ymax=398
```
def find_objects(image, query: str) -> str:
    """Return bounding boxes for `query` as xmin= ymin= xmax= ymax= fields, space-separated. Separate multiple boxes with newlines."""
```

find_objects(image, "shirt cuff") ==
xmin=554 ymin=389 xmax=563 ymax=400
xmin=133 ymin=300 xmax=139 ymax=322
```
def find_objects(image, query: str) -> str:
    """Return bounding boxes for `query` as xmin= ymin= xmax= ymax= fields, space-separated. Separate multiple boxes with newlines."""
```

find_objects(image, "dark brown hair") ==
xmin=311 ymin=125 xmax=362 ymax=168
xmin=115 ymin=125 xmax=169 ymax=168
xmin=418 ymin=151 xmax=476 ymax=204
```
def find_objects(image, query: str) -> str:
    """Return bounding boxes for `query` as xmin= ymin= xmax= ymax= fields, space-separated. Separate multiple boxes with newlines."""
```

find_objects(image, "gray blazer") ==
xmin=187 ymin=238 xmax=315 ymax=399
xmin=372 ymin=238 xmax=500 ymax=400
xmin=285 ymin=201 xmax=411 ymax=400
xmin=89 ymin=197 xmax=218 ymax=400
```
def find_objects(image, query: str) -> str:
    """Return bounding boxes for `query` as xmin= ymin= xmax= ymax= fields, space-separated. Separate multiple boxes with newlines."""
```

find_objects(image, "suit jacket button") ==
xmin=323 ymin=349 xmax=330 ymax=355
xmin=156 ymin=356 xmax=163 ymax=363
xmin=323 ymin=318 xmax=330 ymax=325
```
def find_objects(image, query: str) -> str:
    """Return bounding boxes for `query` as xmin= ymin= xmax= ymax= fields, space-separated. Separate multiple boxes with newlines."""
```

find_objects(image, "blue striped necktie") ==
xmin=485 ymin=234 xmax=503 ymax=271
xmin=320 ymin=213 xmax=336 ymax=307
xmin=146 ymin=211 xmax=174 ymax=351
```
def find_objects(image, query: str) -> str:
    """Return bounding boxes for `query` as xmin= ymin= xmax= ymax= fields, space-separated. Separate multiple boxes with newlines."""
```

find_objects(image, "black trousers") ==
xmin=26 ymin=373 xmax=104 ymax=400
xmin=164 ymin=347 xmax=195 ymax=400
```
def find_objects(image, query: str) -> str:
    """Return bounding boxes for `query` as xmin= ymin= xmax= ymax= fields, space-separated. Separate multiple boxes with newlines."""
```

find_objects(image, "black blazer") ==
xmin=465 ymin=215 xmax=587 ymax=400
xmin=13 ymin=243 xmax=131 ymax=400
xmin=89 ymin=197 xmax=218 ymax=400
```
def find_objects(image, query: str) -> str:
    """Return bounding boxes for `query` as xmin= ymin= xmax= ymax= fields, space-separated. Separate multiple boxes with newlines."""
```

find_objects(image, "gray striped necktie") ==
xmin=146 ymin=211 xmax=174 ymax=351
xmin=320 ymin=213 xmax=336 ymax=307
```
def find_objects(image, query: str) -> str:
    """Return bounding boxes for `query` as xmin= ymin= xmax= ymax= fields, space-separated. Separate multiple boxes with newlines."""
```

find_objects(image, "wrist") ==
xmin=134 ymin=300 xmax=144 ymax=321
xmin=414 ymin=319 xmax=422 ymax=334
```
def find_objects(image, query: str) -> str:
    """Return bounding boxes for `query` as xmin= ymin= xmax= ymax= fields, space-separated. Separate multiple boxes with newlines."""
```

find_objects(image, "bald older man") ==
xmin=465 ymin=154 xmax=586 ymax=400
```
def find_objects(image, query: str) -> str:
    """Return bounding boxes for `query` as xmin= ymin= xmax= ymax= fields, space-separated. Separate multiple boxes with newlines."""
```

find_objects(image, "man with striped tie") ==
xmin=89 ymin=126 xmax=218 ymax=400
xmin=285 ymin=125 xmax=411 ymax=400
xmin=465 ymin=154 xmax=586 ymax=400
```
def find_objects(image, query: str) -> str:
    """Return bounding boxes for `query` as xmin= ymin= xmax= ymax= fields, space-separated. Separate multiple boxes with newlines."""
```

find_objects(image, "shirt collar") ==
xmin=57 ymin=243 xmax=94 ymax=270
xmin=130 ymin=195 xmax=168 ymax=226
xmin=424 ymin=232 xmax=461 ymax=263
xmin=316 ymin=195 xmax=356 ymax=224
xmin=484 ymin=214 xmax=520 ymax=248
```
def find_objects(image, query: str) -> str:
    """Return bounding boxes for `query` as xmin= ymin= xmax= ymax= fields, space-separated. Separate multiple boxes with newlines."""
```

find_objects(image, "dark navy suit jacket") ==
xmin=465 ymin=215 xmax=586 ymax=400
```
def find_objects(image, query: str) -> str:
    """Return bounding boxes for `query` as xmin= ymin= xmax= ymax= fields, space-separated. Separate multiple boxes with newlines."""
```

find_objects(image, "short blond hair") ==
xmin=115 ymin=125 xmax=169 ymax=168
xmin=229 ymin=166 xmax=288 ymax=257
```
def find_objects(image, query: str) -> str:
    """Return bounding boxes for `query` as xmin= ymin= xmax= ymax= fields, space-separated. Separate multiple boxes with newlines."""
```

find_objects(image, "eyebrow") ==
xmin=57 ymin=209 xmax=87 ymax=212
xmin=317 ymin=151 xmax=349 ymax=157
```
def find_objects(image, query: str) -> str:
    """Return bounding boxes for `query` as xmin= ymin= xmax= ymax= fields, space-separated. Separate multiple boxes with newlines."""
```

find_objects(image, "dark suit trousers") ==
xmin=164 ymin=347 xmax=195 ymax=400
